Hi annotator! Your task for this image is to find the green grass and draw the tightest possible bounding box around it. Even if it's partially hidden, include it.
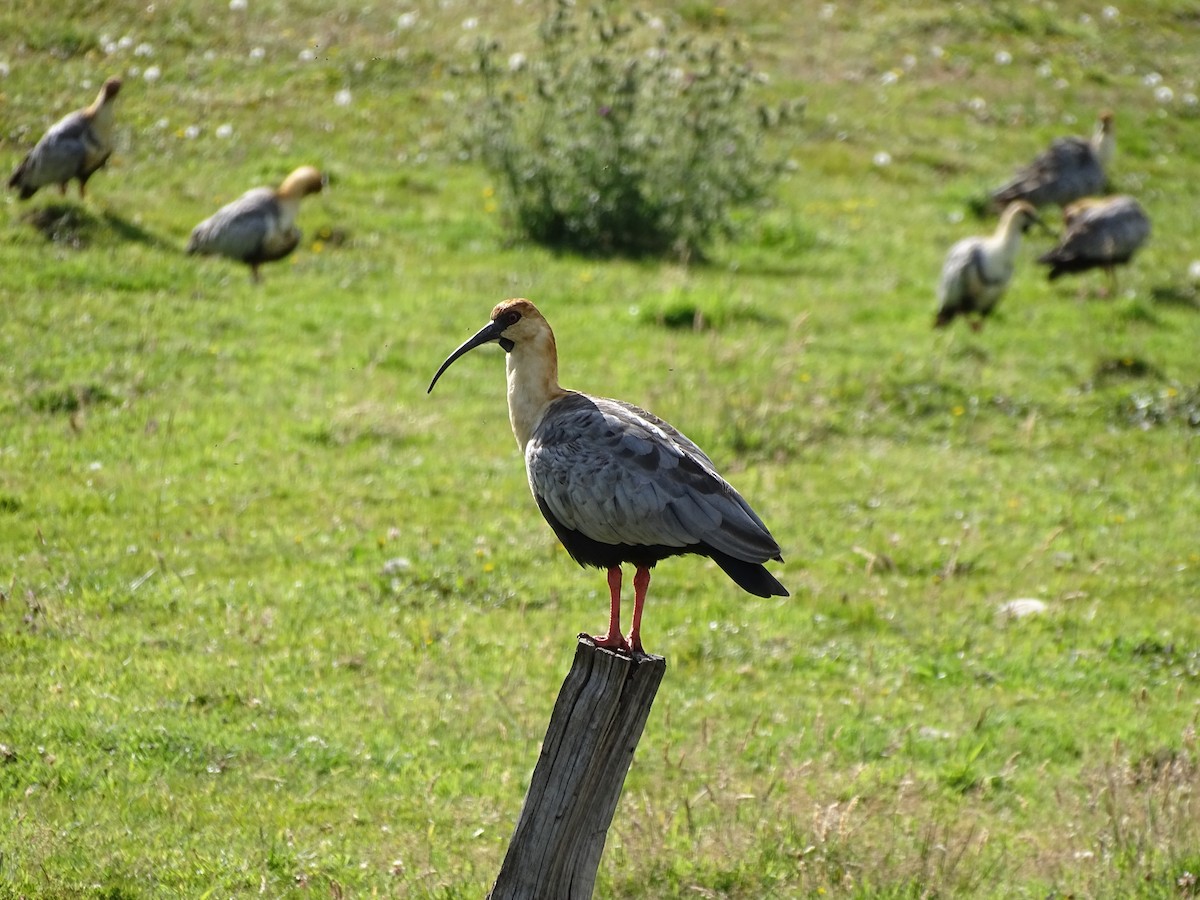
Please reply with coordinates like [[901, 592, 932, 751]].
[[2, 1, 1199, 897]]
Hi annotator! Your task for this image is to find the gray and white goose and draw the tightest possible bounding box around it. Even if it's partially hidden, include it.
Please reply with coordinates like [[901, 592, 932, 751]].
[[9, 77, 123, 200], [935, 200, 1041, 330]]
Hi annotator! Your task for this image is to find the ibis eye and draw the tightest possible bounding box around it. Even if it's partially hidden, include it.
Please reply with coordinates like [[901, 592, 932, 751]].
[[499, 310, 521, 330]]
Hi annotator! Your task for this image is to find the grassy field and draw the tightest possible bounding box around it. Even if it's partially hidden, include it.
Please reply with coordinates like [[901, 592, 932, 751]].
[[2, 1, 1199, 897]]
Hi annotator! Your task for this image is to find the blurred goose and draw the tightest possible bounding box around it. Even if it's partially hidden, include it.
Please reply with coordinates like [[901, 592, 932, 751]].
[[935, 201, 1041, 330], [186, 166, 325, 281], [991, 112, 1114, 210], [427, 299, 787, 654], [8, 77, 123, 200], [1037, 195, 1150, 293]]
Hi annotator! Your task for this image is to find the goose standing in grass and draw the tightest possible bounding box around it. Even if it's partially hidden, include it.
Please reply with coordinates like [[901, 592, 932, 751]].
[[8, 77, 123, 200], [186, 166, 325, 281], [427, 299, 788, 655], [1037, 195, 1150, 294], [991, 111, 1115, 210], [935, 201, 1042, 330]]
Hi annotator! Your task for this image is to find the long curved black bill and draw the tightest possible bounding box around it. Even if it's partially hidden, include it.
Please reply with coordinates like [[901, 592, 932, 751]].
[[427, 319, 507, 393]]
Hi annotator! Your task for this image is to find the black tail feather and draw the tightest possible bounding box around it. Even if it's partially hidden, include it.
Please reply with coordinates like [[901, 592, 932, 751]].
[[710, 551, 789, 598]]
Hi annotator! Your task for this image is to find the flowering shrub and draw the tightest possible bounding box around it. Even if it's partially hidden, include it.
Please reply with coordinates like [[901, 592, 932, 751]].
[[472, 0, 801, 260]]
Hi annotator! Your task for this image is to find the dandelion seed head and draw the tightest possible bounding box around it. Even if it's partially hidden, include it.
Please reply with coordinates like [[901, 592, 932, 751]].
[[143, 65, 161, 82], [1037, 62, 1053, 78], [507, 52, 526, 71], [1183, 93, 1198, 107], [118, 35, 134, 50], [1143, 72, 1162, 86], [873, 150, 892, 167], [994, 50, 1012, 65], [902, 54, 917, 70], [397, 11, 417, 29], [462, 17, 478, 30], [968, 97, 987, 113], [135, 42, 154, 57], [1155, 85, 1174, 103], [249, 46, 265, 61], [930, 45, 945, 59], [216, 123, 233, 139], [1188, 260, 1200, 282], [184, 124, 201, 139], [880, 70, 899, 86], [0, 61, 9, 78], [1102, 5, 1119, 20], [334, 88, 352, 107], [299, 48, 316, 62], [1078, 13, 1092, 24], [819, 4, 835, 20], [230, 0, 247, 9]]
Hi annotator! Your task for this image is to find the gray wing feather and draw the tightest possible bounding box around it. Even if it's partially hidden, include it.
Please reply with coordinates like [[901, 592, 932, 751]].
[[12, 113, 91, 189], [1057, 197, 1150, 262], [993, 137, 1105, 207], [527, 393, 781, 562], [187, 188, 279, 257]]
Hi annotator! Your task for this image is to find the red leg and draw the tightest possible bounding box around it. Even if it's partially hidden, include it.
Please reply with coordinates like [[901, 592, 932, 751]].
[[591, 567, 630, 652], [626, 566, 651, 654]]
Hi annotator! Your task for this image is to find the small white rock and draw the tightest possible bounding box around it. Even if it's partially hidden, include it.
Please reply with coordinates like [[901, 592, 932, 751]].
[[998, 598, 1048, 619]]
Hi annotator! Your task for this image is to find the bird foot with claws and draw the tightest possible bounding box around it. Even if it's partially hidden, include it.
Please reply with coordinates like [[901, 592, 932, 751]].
[[587, 631, 633, 653]]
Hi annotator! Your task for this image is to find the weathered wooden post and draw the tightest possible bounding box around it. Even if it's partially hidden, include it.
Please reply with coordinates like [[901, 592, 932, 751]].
[[488, 636, 667, 900]]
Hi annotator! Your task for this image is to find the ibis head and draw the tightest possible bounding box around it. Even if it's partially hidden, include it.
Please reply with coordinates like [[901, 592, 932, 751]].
[[427, 299, 547, 394]]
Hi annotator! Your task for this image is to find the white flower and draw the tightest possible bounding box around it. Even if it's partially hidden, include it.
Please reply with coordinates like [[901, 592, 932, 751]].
[[1188, 260, 1200, 282], [994, 50, 1012, 65], [143, 65, 161, 82], [879, 70, 899, 86], [154, 117, 169, 129], [118, 35, 134, 50], [230, 0, 247, 10], [462, 17, 478, 30], [397, 11, 417, 29], [968, 97, 987, 113], [216, 123, 233, 139], [299, 48, 316, 62], [134, 42, 154, 57], [184, 124, 201, 139], [930, 45, 945, 59], [1037, 62, 1053, 78], [873, 150, 892, 167], [1143, 71, 1162, 86], [1183, 93, 1198, 107], [820, 4, 835, 20], [249, 46, 265, 60], [0, 61, 9, 77], [1155, 85, 1174, 103], [1102, 5, 1119, 20], [334, 88, 352, 106], [507, 52, 526, 71]]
